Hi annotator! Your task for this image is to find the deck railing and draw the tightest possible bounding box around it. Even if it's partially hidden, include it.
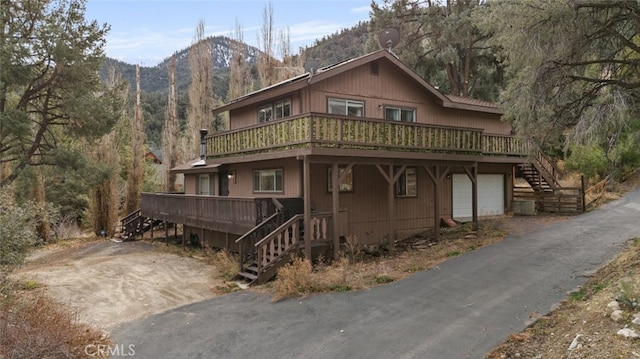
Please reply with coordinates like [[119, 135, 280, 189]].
[[140, 193, 260, 234], [207, 114, 529, 158]]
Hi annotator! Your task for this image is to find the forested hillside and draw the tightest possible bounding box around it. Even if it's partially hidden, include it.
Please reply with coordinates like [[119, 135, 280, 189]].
[[102, 24, 370, 147], [300, 21, 369, 67], [101, 36, 261, 97]]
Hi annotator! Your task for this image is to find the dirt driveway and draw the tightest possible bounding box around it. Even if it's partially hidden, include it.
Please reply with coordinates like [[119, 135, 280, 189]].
[[12, 239, 222, 331]]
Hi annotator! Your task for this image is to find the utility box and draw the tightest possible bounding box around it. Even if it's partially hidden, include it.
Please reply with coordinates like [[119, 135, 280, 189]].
[[512, 199, 536, 216]]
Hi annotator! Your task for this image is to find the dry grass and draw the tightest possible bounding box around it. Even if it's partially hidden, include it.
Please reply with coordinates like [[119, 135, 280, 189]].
[[271, 256, 351, 301], [270, 221, 506, 301], [211, 249, 240, 281], [0, 281, 110, 359]]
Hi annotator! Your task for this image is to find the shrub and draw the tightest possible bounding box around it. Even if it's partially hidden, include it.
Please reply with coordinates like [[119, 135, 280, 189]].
[[0, 191, 39, 270], [616, 280, 640, 310], [564, 144, 608, 180], [0, 292, 110, 358], [272, 257, 315, 300]]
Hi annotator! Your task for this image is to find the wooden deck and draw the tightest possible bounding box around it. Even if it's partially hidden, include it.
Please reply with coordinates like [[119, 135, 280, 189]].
[[206, 113, 530, 159], [140, 193, 277, 235]]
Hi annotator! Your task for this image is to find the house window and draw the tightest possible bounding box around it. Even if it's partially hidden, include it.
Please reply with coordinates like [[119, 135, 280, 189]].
[[385, 106, 416, 122], [253, 169, 283, 193], [198, 174, 211, 195], [258, 98, 291, 123], [258, 104, 273, 123], [274, 99, 291, 119], [396, 167, 417, 197], [328, 98, 364, 117], [327, 166, 354, 192]]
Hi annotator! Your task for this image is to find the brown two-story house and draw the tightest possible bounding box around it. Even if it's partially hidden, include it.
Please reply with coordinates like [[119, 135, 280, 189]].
[[137, 49, 552, 284]]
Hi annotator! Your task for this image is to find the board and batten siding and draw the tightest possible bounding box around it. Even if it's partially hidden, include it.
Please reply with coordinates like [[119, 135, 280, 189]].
[[226, 158, 302, 198], [184, 175, 197, 195], [307, 60, 510, 135], [310, 164, 452, 244]]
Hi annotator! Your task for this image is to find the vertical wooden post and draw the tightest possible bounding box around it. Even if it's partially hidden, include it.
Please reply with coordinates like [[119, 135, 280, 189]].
[[165, 221, 169, 245], [331, 163, 340, 260], [581, 175, 586, 213], [150, 219, 154, 242], [424, 165, 440, 242], [375, 164, 404, 250], [303, 156, 312, 259], [387, 165, 395, 248], [463, 164, 478, 232], [201, 228, 205, 252], [471, 165, 478, 232], [182, 224, 185, 251], [425, 165, 449, 243], [433, 166, 440, 242]]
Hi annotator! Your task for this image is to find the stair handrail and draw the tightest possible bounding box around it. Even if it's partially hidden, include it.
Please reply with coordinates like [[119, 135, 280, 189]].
[[235, 198, 284, 272], [253, 212, 333, 283], [121, 209, 141, 227], [120, 209, 144, 239], [531, 146, 562, 189], [254, 214, 304, 275]]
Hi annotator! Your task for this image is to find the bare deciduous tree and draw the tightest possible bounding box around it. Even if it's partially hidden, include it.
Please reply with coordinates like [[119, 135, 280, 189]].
[[125, 65, 145, 214], [185, 20, 214, 157], [163, 58, 180, 192], [228, 21, 253, 100]]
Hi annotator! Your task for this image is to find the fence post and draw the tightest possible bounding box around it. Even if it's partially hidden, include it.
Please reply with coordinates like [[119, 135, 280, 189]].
[[581, 175, 586, 213]]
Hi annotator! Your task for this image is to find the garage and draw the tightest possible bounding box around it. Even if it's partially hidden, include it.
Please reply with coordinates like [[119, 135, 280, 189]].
[[452, 174, 505, 220]]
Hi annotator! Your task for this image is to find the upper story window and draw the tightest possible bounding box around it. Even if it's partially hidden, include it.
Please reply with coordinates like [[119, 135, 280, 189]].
[[385, 106, 416, 122], [396, 167, 417, 197], [258, 98, 291, 123], [274, 99, 291, 119], [253, 169, 284, 193], [328, 98, 364, 117]]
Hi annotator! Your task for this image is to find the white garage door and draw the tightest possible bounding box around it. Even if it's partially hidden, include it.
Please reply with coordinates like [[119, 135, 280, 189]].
[[453, 174, 504, 220]]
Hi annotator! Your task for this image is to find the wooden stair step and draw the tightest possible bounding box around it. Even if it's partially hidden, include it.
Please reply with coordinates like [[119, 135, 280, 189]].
[[238, 271, 257, 281]]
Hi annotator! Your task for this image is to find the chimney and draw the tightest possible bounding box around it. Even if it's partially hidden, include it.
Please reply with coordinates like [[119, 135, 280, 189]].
[[199, 129, 208, 160]]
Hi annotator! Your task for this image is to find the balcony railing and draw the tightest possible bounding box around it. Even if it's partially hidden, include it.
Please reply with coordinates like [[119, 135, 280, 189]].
[[207, 113, 529, 158]]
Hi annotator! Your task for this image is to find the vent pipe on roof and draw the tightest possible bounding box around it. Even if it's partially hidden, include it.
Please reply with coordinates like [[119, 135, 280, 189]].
[[199, 129, 208, 160]]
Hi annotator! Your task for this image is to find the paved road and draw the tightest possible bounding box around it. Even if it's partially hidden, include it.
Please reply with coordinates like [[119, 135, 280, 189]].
[[112, 188, 640, 359]]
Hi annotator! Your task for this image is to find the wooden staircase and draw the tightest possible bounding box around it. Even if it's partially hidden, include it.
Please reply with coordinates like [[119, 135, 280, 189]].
[[118, 209, 163, 241], [515, 150, 585, 215], [235, 198, 332, 285], [517, 163, 554, 192], [517, 150, 561, 191]]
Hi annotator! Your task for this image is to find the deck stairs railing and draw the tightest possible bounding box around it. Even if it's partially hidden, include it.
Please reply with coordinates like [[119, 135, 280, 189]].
[[119, 209, 163, 241], [236, 208, 332, 285], [517, 149, 561, 192], [515, 148, 585, 214]]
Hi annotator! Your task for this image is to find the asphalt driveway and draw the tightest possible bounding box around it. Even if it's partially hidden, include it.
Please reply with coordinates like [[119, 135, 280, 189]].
[[112, 188, 640, 358]]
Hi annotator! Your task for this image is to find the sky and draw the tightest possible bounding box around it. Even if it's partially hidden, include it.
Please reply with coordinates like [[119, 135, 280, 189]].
[[85, 0, 372, 66]]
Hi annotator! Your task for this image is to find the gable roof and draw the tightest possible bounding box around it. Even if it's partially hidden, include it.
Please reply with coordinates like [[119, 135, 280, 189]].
[[213, 49, 502, 115]]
